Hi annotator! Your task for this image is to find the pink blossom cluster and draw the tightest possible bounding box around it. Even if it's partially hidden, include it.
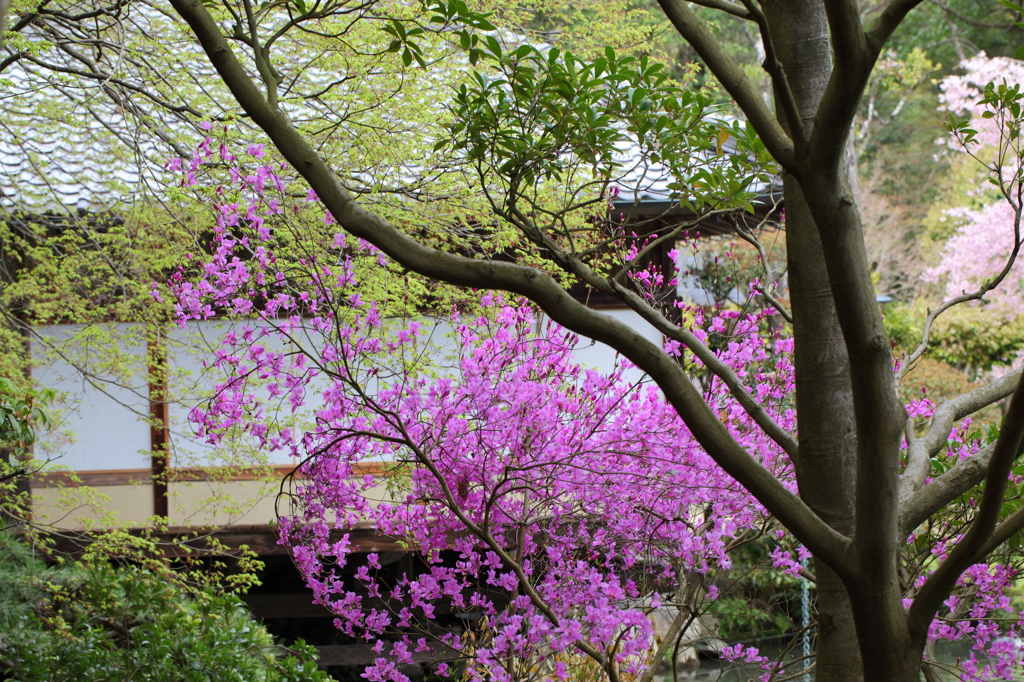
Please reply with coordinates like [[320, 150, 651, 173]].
[[904, 406, 1024, 680], [924, 197, 1024, 315], [245, 298, 791, 682], [930, 563, 1020, 680]]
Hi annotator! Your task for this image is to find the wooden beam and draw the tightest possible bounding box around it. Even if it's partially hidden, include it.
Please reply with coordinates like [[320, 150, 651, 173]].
[[314, 644, 452, 667], [37, 523, 414, 557], [32, 461, 393, 487], [148, 332, 169, 519]]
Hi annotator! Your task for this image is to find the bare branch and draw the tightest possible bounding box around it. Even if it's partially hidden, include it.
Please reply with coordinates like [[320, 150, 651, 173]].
[[901, 367, 1023, 504], [636, 604, 695, 682], [896, 198, 1023, 385], [754, 284, 793, 323], [685, 0, 752, 21], [241, 0, 278, 109], [929, 0, 1017, 30], [900, 440, 994, 540], [20, 54, 209, 117], [497, 203, 800, 462], [729, 204, 791, 322]]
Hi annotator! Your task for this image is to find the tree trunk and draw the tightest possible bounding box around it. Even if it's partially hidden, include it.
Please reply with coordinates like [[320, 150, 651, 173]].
[[786, 176, 865, 682], [763, 2, 927, 678], [760, 3, 863, 681]]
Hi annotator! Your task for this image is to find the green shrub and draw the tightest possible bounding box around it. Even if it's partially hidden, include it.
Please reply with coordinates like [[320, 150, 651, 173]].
[[885, 303, 1024, 376], [0, 534, 328, 682]]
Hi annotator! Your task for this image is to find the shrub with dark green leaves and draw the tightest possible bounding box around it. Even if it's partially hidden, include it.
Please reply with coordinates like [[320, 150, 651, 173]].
[[0, 534, 328, 682]]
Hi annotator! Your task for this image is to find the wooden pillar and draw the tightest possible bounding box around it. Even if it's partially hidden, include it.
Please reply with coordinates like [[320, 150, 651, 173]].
[[148, 331, 169, 520]]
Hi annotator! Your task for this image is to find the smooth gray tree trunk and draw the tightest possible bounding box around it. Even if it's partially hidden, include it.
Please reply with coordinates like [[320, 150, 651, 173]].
[[761, 3, 863, 680]]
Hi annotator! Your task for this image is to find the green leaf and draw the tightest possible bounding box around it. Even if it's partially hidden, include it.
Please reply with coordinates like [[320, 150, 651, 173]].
[[484, 35, 501, 58]]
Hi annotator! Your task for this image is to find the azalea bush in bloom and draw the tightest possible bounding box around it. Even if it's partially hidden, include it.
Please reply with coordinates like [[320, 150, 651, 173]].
[[280, 301, 801, 682], [169, 133, 1024, 682]]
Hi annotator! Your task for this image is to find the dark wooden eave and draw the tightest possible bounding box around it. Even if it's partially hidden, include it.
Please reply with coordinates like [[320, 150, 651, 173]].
[[571, 191, 783, 308], [38, 523, 409, 558]]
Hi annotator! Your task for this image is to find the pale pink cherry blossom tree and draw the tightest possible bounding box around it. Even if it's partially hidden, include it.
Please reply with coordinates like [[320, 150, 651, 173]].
[[922, 55, 1024, 319]]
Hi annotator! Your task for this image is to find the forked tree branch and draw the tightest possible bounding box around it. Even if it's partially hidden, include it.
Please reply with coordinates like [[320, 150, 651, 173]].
[[866, 0, 930, 52], [824, 0, 868, 69], [908, 372, 1024, 641], [739, 0, 807, 151], [387, 415, 618, 678], [524, 228, 802, 462], [896, 199, 1024, 385], [168, 0, 852, 570], [753, 284, 793, 323], [655, 0, 797, 171], [900, 366, 1024, 512], [795, 171, 906, 573], [729, 208, 792, 322], [899, 371, 1024, 540], [900, 439, 995, 541], [809, 0, 928, 171], [496, 202, 801, 461]]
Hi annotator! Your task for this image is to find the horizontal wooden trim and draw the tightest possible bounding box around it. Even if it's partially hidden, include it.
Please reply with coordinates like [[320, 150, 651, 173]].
[[169, 461, 390, 483], [33, 461, 393, 488], [312, 643, 453, 666], [34, 469, 154, 488], [38, 522, 412, 557]]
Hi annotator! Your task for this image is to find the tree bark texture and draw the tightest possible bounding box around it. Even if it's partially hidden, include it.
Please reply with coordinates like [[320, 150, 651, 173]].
[[763, 2, 924, 679], [760, 3, 862, 680]]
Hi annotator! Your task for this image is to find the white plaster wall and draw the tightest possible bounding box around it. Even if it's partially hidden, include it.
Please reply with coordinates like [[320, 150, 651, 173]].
[[34, 484, 155, 529], [30, 310, 660, 478], [32, 323, 151, 471]]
